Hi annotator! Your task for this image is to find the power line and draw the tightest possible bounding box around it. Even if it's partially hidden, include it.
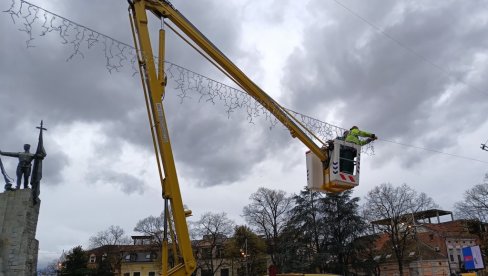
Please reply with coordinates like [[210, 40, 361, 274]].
[[332, 0, 488, 97], [379, 138, 488, 164]]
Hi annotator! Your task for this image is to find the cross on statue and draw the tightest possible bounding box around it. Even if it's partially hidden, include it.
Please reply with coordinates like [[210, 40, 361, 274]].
[[31, 120, 47, 204], [37, 121, 47, 132]]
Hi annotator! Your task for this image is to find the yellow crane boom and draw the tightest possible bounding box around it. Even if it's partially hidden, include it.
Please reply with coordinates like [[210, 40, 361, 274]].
[[128, 1, 358, 275]]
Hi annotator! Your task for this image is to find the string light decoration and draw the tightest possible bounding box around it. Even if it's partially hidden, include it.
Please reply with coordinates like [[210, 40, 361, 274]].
[[4, 0, 376, 153], [4, 0, 139, 73]]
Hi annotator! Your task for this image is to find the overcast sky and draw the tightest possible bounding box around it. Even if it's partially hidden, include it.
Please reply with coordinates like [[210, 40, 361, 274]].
[[1, 0, 488, 268]]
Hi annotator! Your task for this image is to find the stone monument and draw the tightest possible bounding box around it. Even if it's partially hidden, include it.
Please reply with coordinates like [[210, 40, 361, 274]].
[[0, 189, 40, 276], [0, 122, 46, 276]]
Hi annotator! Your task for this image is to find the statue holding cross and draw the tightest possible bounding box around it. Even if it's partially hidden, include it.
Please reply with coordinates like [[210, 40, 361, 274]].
[[0, 122, 47, 201], [0, 144, 37, 189]]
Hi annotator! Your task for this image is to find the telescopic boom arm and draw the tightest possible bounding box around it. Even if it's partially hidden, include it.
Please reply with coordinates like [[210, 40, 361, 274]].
[[128, 1, 330, 275]]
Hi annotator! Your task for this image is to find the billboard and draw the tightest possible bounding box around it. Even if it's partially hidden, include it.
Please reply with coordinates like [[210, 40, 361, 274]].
[[462, 245, 485, 270]]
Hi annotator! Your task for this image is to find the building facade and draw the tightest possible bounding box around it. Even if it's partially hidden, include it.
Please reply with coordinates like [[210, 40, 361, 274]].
[[353, 209, 487, 276], [86, 236, 161, 276]]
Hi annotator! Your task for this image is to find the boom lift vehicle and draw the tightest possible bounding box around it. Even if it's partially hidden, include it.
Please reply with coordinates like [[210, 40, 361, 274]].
[[128, 1, 364, 275]]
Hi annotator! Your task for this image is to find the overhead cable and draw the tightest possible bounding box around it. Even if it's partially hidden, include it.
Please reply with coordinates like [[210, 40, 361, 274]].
[[333, 0, 488, 97]]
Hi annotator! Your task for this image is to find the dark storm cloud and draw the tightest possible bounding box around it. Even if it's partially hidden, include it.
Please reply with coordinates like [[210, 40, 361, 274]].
[[282, 0, 488, 166], [168, 99, 293, 187], [86, 169, 146, 195], [40, 149, 69, 185], [0, 0, 290, 190]]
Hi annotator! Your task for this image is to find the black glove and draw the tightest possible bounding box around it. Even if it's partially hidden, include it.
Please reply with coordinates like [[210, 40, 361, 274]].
[[371, 134, 377, 140]]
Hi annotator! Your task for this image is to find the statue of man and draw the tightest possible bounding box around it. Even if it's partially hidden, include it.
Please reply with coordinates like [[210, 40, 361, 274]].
[[0, 144, 36, 189]]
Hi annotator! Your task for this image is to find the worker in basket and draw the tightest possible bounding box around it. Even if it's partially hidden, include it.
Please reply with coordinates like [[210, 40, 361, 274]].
[[340, 126, 377, 174]]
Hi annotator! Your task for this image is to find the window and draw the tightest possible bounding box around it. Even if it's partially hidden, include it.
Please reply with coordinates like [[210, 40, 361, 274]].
[[221, 268, 229, 276], [450, 255, 454, 262], [202, 248, 212, 259], [149, 272, 156, 276], [201, 269, 212, 276], [89, 254, 96, 263], [216, 246, 223, 258], [408, 251, 415, 256], [102, 253, 107, 261], [385, 254, 392, 259], [133, 272, 141, 276], [123, 273, 130, 276]]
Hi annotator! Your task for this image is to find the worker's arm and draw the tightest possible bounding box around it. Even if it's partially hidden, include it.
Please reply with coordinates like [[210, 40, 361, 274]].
[[0, 150, 20, 158], [358, 139, 372, 146], [355, 129, 373, 138]]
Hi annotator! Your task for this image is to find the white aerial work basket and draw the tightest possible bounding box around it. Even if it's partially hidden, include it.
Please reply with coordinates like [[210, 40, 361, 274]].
[[306, 138, 361, 193]]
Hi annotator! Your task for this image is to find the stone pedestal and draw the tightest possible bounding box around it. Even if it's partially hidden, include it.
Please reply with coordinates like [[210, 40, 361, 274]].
[[0, 189, 40, 276]]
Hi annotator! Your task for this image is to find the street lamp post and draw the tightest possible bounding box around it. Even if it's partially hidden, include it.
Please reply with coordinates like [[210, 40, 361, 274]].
[[240, 238, 249, 276]]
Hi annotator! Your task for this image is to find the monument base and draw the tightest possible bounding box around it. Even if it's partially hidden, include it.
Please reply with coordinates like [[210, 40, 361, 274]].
[[0, 188, 40, 276]]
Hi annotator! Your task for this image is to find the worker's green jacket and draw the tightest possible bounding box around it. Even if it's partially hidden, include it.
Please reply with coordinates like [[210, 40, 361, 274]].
[[345, 129, 372, 145]]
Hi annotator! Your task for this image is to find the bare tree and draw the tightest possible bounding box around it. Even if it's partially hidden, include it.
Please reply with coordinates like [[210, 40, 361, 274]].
[[454, 177, 488, 222], [133, 213, 164, 247], [88, 225, 132, 249], [242, 187, 293, 267], [454, 179, 488, 258], [38, 260, 60, 275], [363, 183, 437, 276], [190, 212, 235, 276]]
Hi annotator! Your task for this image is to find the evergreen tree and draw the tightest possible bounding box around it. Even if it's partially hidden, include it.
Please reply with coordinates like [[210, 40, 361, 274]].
[[61, 245, 93, 275], [280, 188, 326, 273], [320, 190, 366, 275], [281, 188, 366, 275], [95, 257, 115, 276]]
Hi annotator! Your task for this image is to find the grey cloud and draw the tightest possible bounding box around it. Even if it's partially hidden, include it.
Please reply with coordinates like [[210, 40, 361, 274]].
[[282, 0, 488, 166], [167, 96, 294, 187], [39, 149, 69, 185], [87, 169, 146, 195], [1, 0, 283, 190]]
